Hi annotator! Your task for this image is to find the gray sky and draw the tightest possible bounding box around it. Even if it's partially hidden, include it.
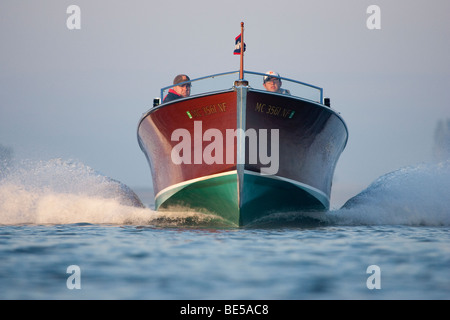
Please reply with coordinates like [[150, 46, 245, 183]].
[[1, 0, 449, 205]]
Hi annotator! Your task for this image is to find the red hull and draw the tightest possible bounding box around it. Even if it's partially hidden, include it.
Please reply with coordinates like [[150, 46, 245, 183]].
[[138, 91, 238, 198], [138, 85, 348, 226]]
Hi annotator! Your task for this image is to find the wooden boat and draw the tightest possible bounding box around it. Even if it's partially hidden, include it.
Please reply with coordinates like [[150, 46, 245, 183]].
[[137, 23, 348, 226], [137, 70, 348, 226]]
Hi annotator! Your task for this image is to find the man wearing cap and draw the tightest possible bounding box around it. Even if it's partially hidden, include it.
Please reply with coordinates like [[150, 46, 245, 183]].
[[163, 74, 191, 103], [263, 71, 290, 95]]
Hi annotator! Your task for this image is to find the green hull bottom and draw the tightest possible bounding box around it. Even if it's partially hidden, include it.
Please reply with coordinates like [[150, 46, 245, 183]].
[[156, 172, 327, 227]]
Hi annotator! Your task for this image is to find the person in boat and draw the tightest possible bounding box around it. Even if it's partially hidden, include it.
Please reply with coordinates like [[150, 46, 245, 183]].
[[163, 74, 191, 103], [263, 71, 291, 95]]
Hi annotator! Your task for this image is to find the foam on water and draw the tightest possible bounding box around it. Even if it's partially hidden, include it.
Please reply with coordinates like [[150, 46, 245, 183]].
[[1, 158, 449, 227], [0, 159, 227, 226], [327, 160, 450, 226]]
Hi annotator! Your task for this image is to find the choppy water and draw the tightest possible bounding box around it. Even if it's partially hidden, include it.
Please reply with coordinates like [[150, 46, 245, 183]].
[[1, 159, 449, 300]]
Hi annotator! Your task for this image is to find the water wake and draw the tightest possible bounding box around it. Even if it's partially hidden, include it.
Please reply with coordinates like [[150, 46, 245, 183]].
[[327, 160, 450, 226], [0, 159, 228, 227], [1, 158, 449, 227]]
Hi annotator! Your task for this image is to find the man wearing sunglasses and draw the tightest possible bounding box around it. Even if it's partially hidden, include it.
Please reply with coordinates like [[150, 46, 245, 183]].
[[163, 74, 192, 103]]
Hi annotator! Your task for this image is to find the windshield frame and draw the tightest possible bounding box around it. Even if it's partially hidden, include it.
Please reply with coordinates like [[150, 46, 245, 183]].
[[160, 70, 324, 104]]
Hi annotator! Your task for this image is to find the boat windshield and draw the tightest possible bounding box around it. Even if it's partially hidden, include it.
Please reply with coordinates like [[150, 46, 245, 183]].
[[160, 70, 323, 104]]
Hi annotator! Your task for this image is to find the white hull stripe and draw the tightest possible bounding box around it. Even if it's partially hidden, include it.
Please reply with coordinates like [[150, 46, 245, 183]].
[[155, 170, 238, 200], [155, 170, 329, 208]]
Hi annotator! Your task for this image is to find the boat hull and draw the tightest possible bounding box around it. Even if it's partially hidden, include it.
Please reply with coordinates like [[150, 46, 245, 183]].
[[138, 87, 348, 226]]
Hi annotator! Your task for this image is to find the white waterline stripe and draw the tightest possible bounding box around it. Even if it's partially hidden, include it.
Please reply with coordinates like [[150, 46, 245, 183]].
[[155, 170, 238, 200], [155, 169, 329, 208]]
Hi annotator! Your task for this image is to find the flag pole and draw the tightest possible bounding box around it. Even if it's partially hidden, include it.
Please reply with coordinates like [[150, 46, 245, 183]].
[[239, 22, 244, 80]]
